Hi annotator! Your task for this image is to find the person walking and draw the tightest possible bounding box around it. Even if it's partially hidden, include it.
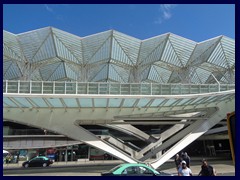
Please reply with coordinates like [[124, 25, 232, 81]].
[[198, 159, 217, 176], [178, 160, 193, 176], [174, 154, 182, 171], [183, 152, 190, 168]]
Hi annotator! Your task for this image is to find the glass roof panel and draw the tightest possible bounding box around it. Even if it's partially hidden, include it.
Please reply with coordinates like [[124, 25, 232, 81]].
[[161, 40, 181, 67], [195, 68, 211, 83], [207, 43, 227, 68], [3, 61, 22, 80], [137, 99, 151, 108], [109, 64, 129, 83], [139, 34, 168, 65], [142, 41, 167, 66], [93, 99, 107, 107], [113, 31, 141, 65], [49, 63, 67, 81], [111, 37, 133, 66], [163, 99, 178, 106], [3, 28, 235, 84], [109, 98, 123, 107], [90, 64, 108, 82], [47, 98, 64, 107], [141, 66, 151, 81], [30, 97, 48, 107], [150, 99, 165, 107], [3, 31, 23, 62], [168, 34, 196, 67], [221, 36, 235, 67], [52, 28, 82, 64], [14, 97, 32, 107], [90, 38, 111, 64], [123, 98, 137, 107], [3, 97, 18, 107], [176, 98, 191, 106], [17, 27, 52, 61], [190, 37, 221, 65], [148, 65, 171, 83], [40, 62, 66, 81], [65, 63, 79, 81], [79, 98, 92, 107], [32, 33, 56, 63], [63, 98, 78, 107], [188, 97, 205, 105], [82, 30, 112, 62]]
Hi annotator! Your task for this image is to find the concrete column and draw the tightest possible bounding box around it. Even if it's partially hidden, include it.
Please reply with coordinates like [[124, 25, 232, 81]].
[[59, 150, 62, 162], [71, 146, 73, 161], [88, 146, 91, 160], [155, 142, 162, 159], [65, 149, 68, 162]]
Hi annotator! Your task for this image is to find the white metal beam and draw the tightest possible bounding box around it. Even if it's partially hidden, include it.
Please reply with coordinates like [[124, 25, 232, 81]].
[[3, 108, 138, 163], [149, 99, 234, 169]]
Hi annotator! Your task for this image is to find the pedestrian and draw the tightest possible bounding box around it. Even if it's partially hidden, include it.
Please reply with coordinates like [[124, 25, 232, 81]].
[[44, 129, 47, 135], [174, 154, 182, 170], [6, 154, 11, 164], [198, 159, 217, 176], [178, 160, 193, 176], [183, 152, 190, 168]]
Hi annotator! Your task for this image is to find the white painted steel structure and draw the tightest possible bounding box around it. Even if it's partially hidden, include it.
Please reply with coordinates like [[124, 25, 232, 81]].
[[4, 27, 234, 84], [3, 27, 235, 169]]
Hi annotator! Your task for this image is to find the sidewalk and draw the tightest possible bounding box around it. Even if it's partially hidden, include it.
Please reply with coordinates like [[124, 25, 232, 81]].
[[160, 160, 235, 176]]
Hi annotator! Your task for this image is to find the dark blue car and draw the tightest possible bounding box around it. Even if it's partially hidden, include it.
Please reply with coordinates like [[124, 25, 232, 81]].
[[22, 156, 53, 168]]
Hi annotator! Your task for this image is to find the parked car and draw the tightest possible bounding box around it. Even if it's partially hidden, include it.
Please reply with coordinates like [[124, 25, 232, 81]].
[[22, 156, 53, 168], [101, 163, 173, 176]]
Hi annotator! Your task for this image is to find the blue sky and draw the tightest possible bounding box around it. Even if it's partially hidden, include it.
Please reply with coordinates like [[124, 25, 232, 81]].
[[3, 4, 235, 42]]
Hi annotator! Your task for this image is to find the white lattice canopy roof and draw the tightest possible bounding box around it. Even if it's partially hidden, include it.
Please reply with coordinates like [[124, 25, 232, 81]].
[[3, 27, 235, 84]]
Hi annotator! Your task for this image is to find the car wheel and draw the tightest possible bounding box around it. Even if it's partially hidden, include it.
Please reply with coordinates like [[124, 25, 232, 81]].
[[24, 164, 29, 168], [43, 163, 47, 167]]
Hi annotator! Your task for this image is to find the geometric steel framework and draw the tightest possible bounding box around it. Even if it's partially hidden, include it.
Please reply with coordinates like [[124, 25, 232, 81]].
[[3, 27, 235, 84]]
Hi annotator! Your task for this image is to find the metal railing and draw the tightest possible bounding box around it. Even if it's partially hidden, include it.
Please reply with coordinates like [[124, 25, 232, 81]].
[[3, 80, 235, 95]]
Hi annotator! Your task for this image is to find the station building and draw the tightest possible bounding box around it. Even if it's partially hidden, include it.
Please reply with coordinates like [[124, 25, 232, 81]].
[[3, 27, 235, 168]]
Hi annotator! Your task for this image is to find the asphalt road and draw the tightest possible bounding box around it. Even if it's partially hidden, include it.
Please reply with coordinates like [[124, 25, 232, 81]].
[[3, 165, 114, 176], [3, 160, 235, 176]]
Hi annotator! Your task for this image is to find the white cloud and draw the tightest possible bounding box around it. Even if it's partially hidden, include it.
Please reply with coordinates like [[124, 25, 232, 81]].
[[44, 4, 54, 13], [154, 4, 177, 24], [43, 4, 65, 23]]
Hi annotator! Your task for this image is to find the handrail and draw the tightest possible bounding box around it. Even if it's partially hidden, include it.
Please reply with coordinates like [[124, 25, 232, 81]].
[[3, 80, 235, 96]]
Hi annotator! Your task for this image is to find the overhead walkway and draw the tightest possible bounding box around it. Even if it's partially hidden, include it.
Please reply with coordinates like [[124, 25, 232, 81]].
[[3, 81, 235, 167]]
